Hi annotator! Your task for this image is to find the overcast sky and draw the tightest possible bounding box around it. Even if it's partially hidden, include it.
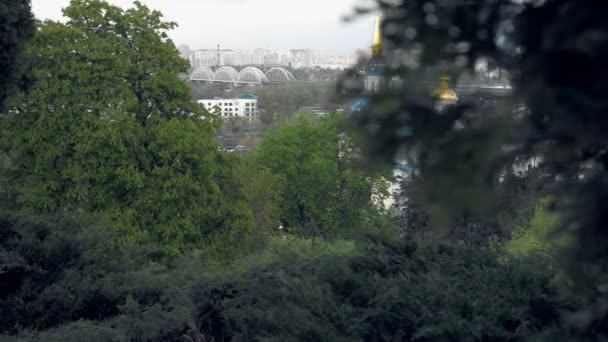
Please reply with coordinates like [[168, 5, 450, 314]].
[[31, 0, 377, 54]]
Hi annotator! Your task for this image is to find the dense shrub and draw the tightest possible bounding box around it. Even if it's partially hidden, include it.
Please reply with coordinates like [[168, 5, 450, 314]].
[[1, 213, 564, 341], [195, 237, 564, 341], [0, 212, 192, 336]]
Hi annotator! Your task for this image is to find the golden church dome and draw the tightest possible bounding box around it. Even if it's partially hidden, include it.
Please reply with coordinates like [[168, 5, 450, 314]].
[[371, 15, 383, 58], [434, 76, 459, 102]]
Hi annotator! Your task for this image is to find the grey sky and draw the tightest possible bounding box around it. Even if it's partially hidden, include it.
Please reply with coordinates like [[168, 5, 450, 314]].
[[31, 0, 377, 54]]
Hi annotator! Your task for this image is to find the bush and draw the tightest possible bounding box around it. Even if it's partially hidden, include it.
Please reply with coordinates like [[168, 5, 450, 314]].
[[1, 213, 564, 341], [0, 212, 194, 337], [191, 237, 564, 341]]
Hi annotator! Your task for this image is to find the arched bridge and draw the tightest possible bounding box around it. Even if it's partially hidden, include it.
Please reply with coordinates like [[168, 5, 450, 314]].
[[190, 66, 513, 96], [191, 66, 308, 85]]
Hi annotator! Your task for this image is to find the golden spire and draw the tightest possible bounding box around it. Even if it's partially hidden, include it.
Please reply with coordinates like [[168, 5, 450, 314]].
[[371, 15, 383, 57], [434, 75, 459, 102]]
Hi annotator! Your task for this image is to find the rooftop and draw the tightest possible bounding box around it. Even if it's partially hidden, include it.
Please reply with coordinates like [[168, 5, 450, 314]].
[[238, 93, 258, 99]]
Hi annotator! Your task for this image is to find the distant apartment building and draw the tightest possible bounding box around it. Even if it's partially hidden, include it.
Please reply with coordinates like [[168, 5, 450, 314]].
[[198, 93, 259, 119], [187, 46, 360, 69], [265, 51, 293, 66], [289, 49, 315, 68], [312, 55, 356, 69], [192, 50, 215, 67], [264, 52, 281, 66], [225, 50, 265, 66], [192, 49, 234, 67], [177, 44, 191, 62]]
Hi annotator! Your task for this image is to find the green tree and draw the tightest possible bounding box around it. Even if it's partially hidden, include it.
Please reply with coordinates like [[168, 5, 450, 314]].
[[0, 0, 35, 113], [0, 0, 250, 256], [251, 113, 389, 238], [238, 158, 282, 247]]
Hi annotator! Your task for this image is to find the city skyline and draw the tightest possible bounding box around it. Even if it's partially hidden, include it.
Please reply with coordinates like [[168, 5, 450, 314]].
[[31, 0, 378, 55], [186, 48, 358, 70]]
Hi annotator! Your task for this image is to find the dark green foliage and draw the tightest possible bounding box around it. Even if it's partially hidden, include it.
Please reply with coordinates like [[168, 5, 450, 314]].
[[0, 211, 223, 341], [0, 212, 171, 334], [191, 237, 563, 341], [0, 0, 34, 113], [342, 0, 608, 337], [0, 217, 565, 340], [395, 171, 530, 247]]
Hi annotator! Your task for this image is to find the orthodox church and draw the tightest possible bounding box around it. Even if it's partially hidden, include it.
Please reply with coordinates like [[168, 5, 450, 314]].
[[364, 15, 388, 94], [350, 15, 459, 112], [349, 15, 460, 209]]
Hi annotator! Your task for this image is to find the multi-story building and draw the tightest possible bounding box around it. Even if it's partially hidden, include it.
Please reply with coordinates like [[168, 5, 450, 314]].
[[192, 49, 234, 67], [289, 49, 315, 68], [177, 44, 191, 63], [187, 46, 364, 69], [198, 93, 259, 119], [224, 50, 265, 66], [264, 52, 281, 66], [312, 55, 356, 69]]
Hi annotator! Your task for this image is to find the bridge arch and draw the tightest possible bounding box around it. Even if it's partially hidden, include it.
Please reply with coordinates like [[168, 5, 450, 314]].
[[238, 67, 268, 84], [190, 66, 215, 81], [215, 66, 239, 82], [266, 67, 296, 82]]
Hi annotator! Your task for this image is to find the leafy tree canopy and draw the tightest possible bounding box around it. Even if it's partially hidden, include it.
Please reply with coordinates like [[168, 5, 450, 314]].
[[250, 113, 392, 238], [0, 0, 250, 256], [0, 0, 35, 113]]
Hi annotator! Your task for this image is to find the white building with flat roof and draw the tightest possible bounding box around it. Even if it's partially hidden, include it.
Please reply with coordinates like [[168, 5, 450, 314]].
[[198, 93, 259, 119]]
